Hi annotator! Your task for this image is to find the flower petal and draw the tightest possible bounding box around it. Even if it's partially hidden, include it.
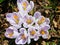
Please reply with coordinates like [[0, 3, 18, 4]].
[[45, 18, 50, 24], [15, 35, 27, 44], [34, 11, 41, 19], [34, 35, 39, 41], [27, 36, 31, 44], [30, 1, 34, 9]]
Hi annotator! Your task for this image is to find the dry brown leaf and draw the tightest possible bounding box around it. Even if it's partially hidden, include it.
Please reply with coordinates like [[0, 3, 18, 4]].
[[41, 41, 46, 45], [53, 20, 57, 28]]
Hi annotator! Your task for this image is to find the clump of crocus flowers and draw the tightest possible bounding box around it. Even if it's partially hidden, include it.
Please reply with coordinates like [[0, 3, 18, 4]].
[[5, 0, 50, 45]]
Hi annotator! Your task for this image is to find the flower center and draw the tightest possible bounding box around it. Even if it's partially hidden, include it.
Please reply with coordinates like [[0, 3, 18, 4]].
[[37, 16, 45, 25], [30, 30, 36, 36], [26, 19, 32, 24], [8, 32, 13, 37], [21, 34, 26, 40], [22, 1, 27, 10], [40, 30, 46, 35], [13, 15, 19, 24]]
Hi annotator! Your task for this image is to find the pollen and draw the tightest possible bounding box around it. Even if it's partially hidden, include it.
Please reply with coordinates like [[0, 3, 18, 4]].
[[21, 34, 26, 39], [13, 15, 19, 24], [26, 19, 32, 24], [13, 15, 18, 19], [40, 30, 46, 35], [30, 30, 36, 36], [8, 32, 13, 37], [22, 2, 27, 8], [37, 16, 45, 25]]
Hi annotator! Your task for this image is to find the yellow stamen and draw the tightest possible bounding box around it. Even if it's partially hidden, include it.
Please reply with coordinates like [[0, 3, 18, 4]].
[[21, 34, 26, 39], [13, 15, 19, 24], [37, 16, 45, 25], [8, 33, 13, 37], [26, 19, 32, 24], [40, 30, 46, 35], [14, 15, 18, 19], [22, 2, 27, 10], [30, 30, 36, 36]]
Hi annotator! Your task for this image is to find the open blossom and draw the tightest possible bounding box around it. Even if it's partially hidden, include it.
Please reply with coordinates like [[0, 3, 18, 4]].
[[33, 11, 50, 29], [28, 27, 39, 41], [23, 15, 35, 28], [37, 24, 50, 39], [17, 0, 34, 13], [5, 26, 19, 38], [6, 12, 23, 29], [15, 28, 31, 44], [34, 11, 50, 24]]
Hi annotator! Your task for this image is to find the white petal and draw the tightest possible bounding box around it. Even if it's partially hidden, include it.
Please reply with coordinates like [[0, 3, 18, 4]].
[[27, 36, 31, 44], [6, 13, 15, 23], [17, 2, 24, 12], [19, 28, 27, 33], [30, 1, 34, 9], [42, 34, 48, 39], [26, 5, 31, 12], [23, 23, 28, 28], [45, 18, 50, 24], [34, 35, 39, 41], [34, 11, 41, 19], [15, 37, 27, 44]]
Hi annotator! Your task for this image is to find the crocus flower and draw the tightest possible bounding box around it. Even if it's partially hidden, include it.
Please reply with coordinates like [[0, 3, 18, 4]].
[[28, 27, 39, 41], [17, 0, 34, 13], [5, 26, 19, 38], [35, 15, 50, 29], [6, 12, 23, 29], [15, 28, 30, 44], [37, 25, 50, 39], [23, 15, 35, 28]]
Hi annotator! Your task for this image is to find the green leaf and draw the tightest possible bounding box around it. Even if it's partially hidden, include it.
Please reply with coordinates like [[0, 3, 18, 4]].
[[43, 6, 52, 9], [46, 42, 50, 45], [0, 0, 4, 3], [51, 42, 56, 45]]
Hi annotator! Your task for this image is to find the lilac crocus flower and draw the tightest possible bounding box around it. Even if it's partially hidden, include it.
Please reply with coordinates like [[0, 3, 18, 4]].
[[35, 15, 50, 29], [5, 26, 19, 38], [37, 25, 50, 39], [6, 12, 23, 29], [23, 15, 35, 28], [28, 27, 39, 41], [15, 28, 31, 44], [17, 0, 34, 13]]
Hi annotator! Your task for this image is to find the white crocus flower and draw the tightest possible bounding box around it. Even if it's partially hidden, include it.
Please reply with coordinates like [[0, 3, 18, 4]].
[[6, 12, 23, 29], [37, 25, 50, 39], [35, 15, 50, 29], [17, 0, 34, 13], [15, 28, 31, 45], [23, 15, 35, 28], [5, 26, 19, 38], [28, 27, 39, 41]]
